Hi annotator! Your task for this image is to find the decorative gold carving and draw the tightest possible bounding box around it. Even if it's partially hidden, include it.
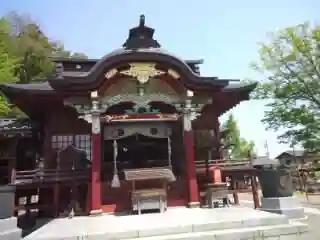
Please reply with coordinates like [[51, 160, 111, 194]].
[[90, 90, 99, 99], [105, 68, 118, 79], [168, 69, 180, 79], [92, 114, 101, 134], [120, 63, 165, 84]]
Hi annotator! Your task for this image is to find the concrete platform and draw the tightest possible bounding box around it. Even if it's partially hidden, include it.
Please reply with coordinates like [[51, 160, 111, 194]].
[[261, 196, 305, 220], [0, 217, 22, 240], [0, 186, 22, 240], [23, 207, 308, 240]]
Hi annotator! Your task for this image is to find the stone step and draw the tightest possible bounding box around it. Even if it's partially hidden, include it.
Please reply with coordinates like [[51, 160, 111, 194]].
[[0, 217, 18, 233], [127, 221, 309, 240], [0, 228, 22, 240], [22, 207, 303, 240], [100, 213, 290, 239]]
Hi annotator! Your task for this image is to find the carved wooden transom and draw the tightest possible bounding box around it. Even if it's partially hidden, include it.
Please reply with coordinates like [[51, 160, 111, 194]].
[[101, 77, 183, 110]]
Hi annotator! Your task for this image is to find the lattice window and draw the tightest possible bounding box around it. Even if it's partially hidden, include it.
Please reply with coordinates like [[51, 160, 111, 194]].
[[75, 134, 91, 161], [51, 134, 92, 161], [52, 135, 73, 150]]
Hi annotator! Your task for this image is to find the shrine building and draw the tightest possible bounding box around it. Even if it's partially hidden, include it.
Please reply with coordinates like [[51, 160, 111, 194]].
[[0, 15, 257, 216]]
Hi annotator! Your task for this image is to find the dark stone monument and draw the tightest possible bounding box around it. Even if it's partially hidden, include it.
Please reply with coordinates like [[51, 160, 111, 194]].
[[253, 157, 305, 219], [0, 185, 22, 239], [257, 165, 294, 198]]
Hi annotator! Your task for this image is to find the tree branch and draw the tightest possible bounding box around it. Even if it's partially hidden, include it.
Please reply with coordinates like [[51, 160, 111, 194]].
[[282, 61, 320, 107]]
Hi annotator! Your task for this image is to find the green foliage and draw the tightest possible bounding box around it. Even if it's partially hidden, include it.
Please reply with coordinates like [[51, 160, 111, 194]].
[[0, 18, 19, 114], [6, 12, 87, 84], [252, 22, 320, 152], [0, 19, 18, 83], [52, 41, 88, 59], [221, 114, 256, 160], [14, 24, 56, 83], [0, 12, 88, 117], [314, 171, 320, 180], [69, 52, 88, 59]]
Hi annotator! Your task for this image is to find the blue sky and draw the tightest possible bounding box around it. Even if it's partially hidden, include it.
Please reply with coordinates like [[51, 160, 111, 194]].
[[0, 0, 318, 157]]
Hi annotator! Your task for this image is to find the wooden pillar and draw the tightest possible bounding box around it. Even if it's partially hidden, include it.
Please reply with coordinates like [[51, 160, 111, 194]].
[[53, 183, 59, 217], [205, 146, 210, 183], [39, 123, 49, 217], [89, 111, 102, 215], [231, 177, 239, 204], [183, 108, 200, 207], [251, 174, 260, 209]]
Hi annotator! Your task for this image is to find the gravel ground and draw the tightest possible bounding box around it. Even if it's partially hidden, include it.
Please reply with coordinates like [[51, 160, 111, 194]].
[[297, 194, 320, 239], [304, 215, 320, 239]]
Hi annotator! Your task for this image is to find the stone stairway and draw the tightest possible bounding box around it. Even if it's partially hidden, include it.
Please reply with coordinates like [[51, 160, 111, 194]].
[[23, 207, 309, 240], [128, 221, 308, 240], [125, 213, 308, 240], [0, 217, 22, 240]]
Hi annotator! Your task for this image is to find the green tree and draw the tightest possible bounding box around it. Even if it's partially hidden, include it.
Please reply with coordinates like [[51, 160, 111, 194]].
[[0, 18, 19, 114], [6, 12, 56, 83], [70, 52, 88, 59], [252, 22, 320, 152], [239, 139, 256, 158], [0, 12, 87, 117], [221, 114, 256, 159], [53, 41, 88, 59], [6, 12, 88, 84]]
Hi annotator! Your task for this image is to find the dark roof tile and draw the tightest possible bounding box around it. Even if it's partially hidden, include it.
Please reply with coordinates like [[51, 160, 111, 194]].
[[0, 82, 53, 92], [276, 150, 305, 159], [0, 118, 32, 135]]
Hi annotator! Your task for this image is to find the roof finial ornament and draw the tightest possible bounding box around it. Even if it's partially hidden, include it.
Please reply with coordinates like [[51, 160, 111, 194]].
[[139, 14, 145, 27], [122, 14, 160, 49]]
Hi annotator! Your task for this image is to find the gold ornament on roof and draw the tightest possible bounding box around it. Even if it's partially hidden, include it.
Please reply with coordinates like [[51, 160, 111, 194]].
[[168, 69, 180, 79], [120, 63, 165, 84], [105, 68, 118, 79]]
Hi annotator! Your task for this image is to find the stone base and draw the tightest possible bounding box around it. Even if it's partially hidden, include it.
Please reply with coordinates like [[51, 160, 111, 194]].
[[0, 185, 15, 218], [0, 217, 22, 240], [89, 209, 103, 216], [187, 201, 200, 208], [260, 196, 305, 219]]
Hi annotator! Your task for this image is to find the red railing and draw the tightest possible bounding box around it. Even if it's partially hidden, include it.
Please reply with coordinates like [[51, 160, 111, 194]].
[[12, 160, 251, 184], [13, 168, 91, 184], [195, 159, 251, 171]]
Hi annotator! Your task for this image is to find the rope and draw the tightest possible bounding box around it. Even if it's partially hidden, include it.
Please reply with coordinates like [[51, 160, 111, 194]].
[[111, 139, 120, 188], [168, 136, 172, 169]]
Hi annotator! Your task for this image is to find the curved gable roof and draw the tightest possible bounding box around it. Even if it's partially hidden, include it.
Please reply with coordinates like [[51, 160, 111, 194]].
[[49, 48, 229, 91], [0, 15, 258, 112]]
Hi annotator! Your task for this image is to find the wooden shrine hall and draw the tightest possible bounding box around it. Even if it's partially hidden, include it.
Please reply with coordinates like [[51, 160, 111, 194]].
[[0, 15, 257, 217]]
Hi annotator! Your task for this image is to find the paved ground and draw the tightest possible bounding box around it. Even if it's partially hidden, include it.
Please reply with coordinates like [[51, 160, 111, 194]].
[[295, 194, 320, 239], [239, 193, 320, 239]]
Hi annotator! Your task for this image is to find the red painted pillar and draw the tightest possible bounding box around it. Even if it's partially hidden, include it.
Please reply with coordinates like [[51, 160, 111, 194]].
[[89, 112, 102, 215], [183, 106, 200, 207]]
